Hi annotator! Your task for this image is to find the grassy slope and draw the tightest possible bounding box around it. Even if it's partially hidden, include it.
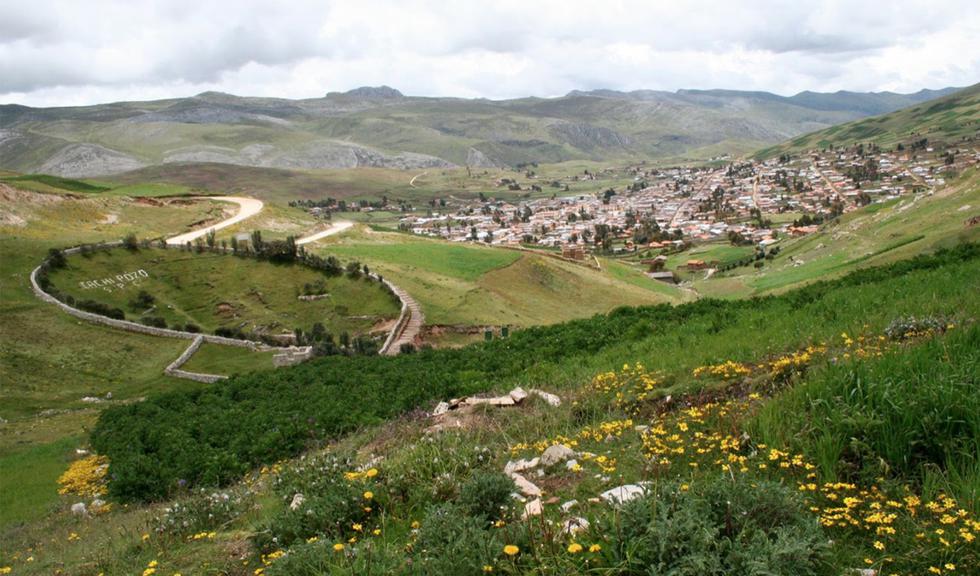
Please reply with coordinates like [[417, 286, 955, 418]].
[[7, 245, 976, 575], [46, 247, 400, 336], [756, 82, 980, 157], [314, 227, 686, 326], [695, 168, 980, 298]]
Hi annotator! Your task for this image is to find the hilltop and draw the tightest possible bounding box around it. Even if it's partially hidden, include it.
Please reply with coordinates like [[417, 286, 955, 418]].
[[0, 85, 964, 177]]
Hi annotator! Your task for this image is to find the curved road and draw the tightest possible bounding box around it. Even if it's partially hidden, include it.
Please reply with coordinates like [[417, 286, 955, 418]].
[[296, 220, 354, 245], [166, 196, 264, 246]]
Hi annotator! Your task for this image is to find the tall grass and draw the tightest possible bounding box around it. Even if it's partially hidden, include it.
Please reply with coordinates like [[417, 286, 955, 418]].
[[752, 324, 980, 511]]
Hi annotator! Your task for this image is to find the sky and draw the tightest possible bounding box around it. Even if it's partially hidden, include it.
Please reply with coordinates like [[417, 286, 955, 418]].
[[2, 0, 979, 107]]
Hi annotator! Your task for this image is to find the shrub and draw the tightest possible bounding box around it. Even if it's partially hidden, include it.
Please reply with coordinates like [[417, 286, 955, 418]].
[[76, 299, 125, 320], [184, 323, 201, 333], [459, 471, 514, 524], [413, 504, 500, 576], [603, 479, 832, 576], [884, 314, 950, 340], [130, 290, 155, 310], [140, 316, 167, 329]]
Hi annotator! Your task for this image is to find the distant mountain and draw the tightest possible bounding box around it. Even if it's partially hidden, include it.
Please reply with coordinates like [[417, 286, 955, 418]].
[[0, 85, 967, 177], [756, 83, 980, 158]]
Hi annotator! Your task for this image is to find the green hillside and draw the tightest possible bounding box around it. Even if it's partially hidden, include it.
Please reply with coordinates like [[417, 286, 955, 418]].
[[756, 83, 980, 157]]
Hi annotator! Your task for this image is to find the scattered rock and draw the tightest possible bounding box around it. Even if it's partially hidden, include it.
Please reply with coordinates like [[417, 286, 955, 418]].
[[70, 502, 87, 516], [600, 484, 648, 505], [560, 500, 578, 512], [561, 517, 590, 536], [565, 459, 579, 471], [544, 496, 560, 505], [80, 396, 102, 403], [508, 387, 529, 403], [522, 498, 543, 519], [851, 570, 877, 576], [465, 395, 515, 407], [75, 448, 90, 456], [289, 493, 305, 511], [510, 473, 543, 498], [540, 444, 576, 467], [432, 401, 450, 416], [634, 425, 649, 434], [530, 389, 562, 406], [504, 458, 539, 475]]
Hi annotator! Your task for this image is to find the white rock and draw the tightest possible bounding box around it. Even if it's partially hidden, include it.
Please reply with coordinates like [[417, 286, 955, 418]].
[[90, 498, 105, 508], [522, 498, 543, 519], [540, 444, 576, 466], [508, 387, 529, 403], [560, 500, 579, 512], [75, 448, 90, 456], [289, 493, 305, 511], [634, 425, 649, 434], [70, 502, 87, 515], [565, 459, 579, 470], [432, 401, 450, 416], [504, 457, 539, 475], [510, 473, 542, 497], [80, 396, 101, 403], [851, 570, 877, 576], [561, 517, 590, 536], [530, 389, 561, 406], [600, 484, 648, 505]]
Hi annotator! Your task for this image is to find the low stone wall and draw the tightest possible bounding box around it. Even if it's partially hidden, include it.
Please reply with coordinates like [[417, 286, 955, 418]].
[[163, 335, 226, 383]]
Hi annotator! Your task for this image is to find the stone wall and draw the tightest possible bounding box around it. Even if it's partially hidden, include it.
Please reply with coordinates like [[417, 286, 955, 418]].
[[163, 335, 226, 383]]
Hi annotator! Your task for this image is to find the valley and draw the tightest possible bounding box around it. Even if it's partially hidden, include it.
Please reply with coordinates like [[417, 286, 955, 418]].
[[1, 82, 978, 576]]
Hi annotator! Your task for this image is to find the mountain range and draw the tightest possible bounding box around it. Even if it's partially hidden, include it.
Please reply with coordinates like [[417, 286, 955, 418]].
[[0, 85, 964, 177]]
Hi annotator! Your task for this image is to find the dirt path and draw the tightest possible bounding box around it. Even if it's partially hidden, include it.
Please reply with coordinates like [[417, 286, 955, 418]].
[[409, 171, 428, 188], [296, 220, 354, 245], [166, 196, 264, 246]]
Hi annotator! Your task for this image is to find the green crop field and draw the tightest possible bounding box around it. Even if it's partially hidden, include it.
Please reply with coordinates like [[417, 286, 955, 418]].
[[46, 247, 401, 337]]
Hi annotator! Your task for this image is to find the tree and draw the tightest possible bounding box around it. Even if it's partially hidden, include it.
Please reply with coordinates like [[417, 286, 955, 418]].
[[250, 230, 264, 253], [122, 233, 139, 251], [46, 248, 67, 269]]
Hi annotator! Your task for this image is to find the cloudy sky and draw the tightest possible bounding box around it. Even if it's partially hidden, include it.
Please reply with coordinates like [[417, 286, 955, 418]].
[[2, 0, 979, 107]]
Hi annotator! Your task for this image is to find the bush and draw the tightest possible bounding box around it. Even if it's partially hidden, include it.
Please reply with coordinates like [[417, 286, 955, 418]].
[[130, 290, 155, 310], [604, 479, 831, 576], [414, 504, 500, 576], [76, 299, 125, 320], [184, 323, 201, 333], [140, 316, 167, 329], [459, 471, 514, 524]]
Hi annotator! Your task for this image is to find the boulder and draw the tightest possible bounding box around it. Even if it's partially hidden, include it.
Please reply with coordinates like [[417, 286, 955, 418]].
[[600, 484, 648, 505], [508, 387, 529, 403], [504, 457, 539, 475], [522, 498, 543, 519], [510, 473, 542, 497], [530, 389, 561, 406], [540, 444, 575, 466]]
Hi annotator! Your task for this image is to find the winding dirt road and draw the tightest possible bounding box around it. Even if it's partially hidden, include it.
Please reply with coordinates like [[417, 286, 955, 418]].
[[166, 196, 264, 246], [296, 220, 354, 245]]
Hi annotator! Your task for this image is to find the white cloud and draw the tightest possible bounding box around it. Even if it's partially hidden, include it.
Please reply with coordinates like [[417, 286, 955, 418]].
[[1, 0, 978, 106]]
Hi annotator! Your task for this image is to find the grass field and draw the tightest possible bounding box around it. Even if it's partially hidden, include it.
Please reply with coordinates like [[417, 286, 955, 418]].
[[179, 343, 276, 376], [46, 247, 401, 337], [312, 227, 686, 327]]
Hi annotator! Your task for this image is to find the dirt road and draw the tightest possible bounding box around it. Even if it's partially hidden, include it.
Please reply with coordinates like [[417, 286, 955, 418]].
[[166, 196, 264, 246]]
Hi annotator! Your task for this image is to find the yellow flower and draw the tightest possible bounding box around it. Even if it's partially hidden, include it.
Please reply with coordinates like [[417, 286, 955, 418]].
[[352, 523, 363, 532], [142, 569, 156, 576], [0, 568, 12, 575], [333, 543, 345, 552], [589, 544, 602, 553], [945, 564, 956, 571], [411, 520, 420, 529], [503, 544, 519, 556], [142, 533, 150, 542], [482, 566, 494, 573], [148, 560, 158, 568], [363, 491, 373, 500], [372, 529, 381, 536], [567, 543, 583, 554], [365, 468, 378, 478], [873, 541, 885, 550]]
